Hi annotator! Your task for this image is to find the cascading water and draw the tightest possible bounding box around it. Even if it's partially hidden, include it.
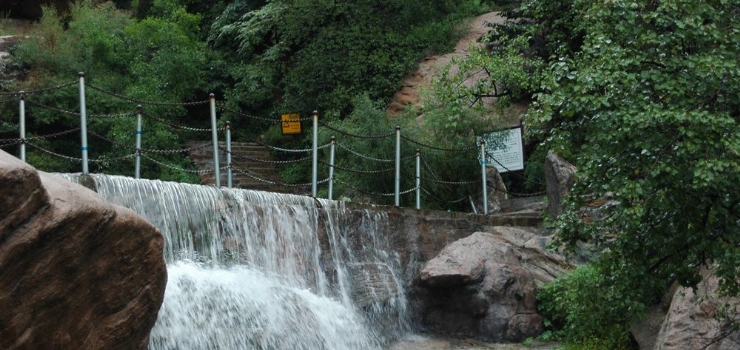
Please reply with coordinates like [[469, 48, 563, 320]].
[[71, 174, 409, 349]]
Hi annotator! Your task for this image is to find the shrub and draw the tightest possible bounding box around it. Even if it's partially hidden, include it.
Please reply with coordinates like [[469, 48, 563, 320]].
[[537, 265, 634, 349]]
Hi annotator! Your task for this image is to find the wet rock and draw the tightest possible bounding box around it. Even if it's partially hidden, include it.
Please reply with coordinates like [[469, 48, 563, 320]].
[[420, 232, 518, 288], [485, 167, 507, 214], [653, 269, 740, 350], [417, 231, 547, 342], [544, 151, 576, 219], [0, 150, 166, 350]]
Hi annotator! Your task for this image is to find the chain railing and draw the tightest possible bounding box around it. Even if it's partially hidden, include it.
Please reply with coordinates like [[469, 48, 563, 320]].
[[0, 73, 545, 213]]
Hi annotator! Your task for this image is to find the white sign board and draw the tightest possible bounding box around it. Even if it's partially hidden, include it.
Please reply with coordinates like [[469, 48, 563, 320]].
[[479, 127, 524, 173]]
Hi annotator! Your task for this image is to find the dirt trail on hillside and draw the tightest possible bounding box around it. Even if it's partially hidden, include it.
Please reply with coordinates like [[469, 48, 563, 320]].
[[387, 12, 506, 115]]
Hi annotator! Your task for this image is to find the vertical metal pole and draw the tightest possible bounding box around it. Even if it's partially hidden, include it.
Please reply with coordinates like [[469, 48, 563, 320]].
[[226, 121, 233, 188], [415, 148, 421, 210], [135, 105, 142, 179], [19, 92, 26, 162], [79, 73, 89, 175], [328, 136, 336, 200], [481, 140, 488, 215], [209, 93, 220, 187], [312, 110, 318, 197], [395, 125, 401, 207]]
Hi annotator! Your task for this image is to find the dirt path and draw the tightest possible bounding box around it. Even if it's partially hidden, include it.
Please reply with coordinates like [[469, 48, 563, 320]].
[[387, 12, 506, 115]]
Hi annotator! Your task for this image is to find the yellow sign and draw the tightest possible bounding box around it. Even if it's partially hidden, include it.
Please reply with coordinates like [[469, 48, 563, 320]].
[[281, 113, 302, 135]]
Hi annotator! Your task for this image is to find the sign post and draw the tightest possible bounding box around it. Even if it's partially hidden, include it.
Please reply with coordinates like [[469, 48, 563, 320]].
[[478, 126, 524, 173], [281, 113, 302, 135]]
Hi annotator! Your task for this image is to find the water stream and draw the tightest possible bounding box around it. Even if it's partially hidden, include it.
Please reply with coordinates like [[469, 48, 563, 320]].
[[73, 175, 409, 350]]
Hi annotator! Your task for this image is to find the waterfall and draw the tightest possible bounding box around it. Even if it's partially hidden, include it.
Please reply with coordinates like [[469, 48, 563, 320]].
[[71, 174, 409, 350]]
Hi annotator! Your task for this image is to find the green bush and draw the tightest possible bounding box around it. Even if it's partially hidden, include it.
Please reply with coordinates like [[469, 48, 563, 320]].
[[537, 265, 634, 349]]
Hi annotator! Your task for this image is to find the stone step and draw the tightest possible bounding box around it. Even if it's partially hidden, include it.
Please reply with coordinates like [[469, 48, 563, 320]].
[[187, 140, 291, 193]]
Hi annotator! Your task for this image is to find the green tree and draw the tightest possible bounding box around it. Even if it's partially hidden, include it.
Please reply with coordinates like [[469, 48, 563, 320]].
[[432, 0, 740, 346], [209, 0, 488, 119], [2, 0, 214, 182], [536, 0, 740, 341]]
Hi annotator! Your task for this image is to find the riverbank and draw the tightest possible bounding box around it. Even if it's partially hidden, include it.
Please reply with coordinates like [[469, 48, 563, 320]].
[[388, 334, 559, 350]]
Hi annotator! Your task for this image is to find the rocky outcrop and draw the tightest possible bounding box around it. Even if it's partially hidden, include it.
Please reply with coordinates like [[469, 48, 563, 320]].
[[0, 150, 167, 350], [414, 229, 573, 342], [652, 270, 740, 350], [544, 151, 576, 218], [485, 167, 507, 214]]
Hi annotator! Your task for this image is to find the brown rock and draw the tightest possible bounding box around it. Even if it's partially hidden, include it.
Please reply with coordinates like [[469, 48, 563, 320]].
[[0, 150, 166, 350], [486, 167, 507, 214], [544, 151, 576, 218], [420, 232, 518, 287], [653, 270, 740, 350], [418, 231, 545, 342]]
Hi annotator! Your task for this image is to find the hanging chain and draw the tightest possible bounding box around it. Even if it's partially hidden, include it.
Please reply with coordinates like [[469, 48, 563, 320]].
[[421, 186, 469, 204], [318, 160, 394, 174], [26, 142, 82, 162], [422, 177, 481, 185], [0, 81, 77, 96], [251, 139, 317, 153], [219, 106, 314, 124], [143, 113, 226, 132], [320, 123, 396, 140], [401, 135, 478, 152], [334, 177, 418, 197], [86, 84, 210, 106], [336, 141, 395, 163], [231, 165, 329, 187], [225, 149, 312, 165], [25, 99, 79, 116], [88, 153, 138, 163], [27, 127, 82, 140], [142, 154, 222, 174]]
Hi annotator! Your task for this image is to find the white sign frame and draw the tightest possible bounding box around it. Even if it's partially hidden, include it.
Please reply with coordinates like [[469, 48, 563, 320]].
[[479, 126, 524, 173]]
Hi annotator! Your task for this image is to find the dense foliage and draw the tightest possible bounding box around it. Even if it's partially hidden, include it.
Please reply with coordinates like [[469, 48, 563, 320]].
[[1, 1, 210, 181], [0, 0, 490, 190], [209, 0, 486, 117], [547, 0, 740, 345], [440, 0, 740, 347]]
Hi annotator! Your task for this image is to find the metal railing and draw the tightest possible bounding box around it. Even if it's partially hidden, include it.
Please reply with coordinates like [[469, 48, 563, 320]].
[[0, 73, 545, 213]]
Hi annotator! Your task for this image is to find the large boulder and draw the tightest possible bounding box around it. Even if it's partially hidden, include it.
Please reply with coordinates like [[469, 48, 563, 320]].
[[0, 150, 166, 350], [415, 229, 571, 342], [544, 151, 576, 218], [652, 269, 740, 350]]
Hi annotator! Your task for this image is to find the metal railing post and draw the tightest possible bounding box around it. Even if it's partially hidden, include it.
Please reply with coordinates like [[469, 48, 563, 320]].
[[415, 148, 421, 210], [395, 125, 401, 206], [19, 92, 25, 162], [480, 140, 488, 215], [226, 121, 232, 188], [78, 73, 89, 175], [328, 136, 336, 200], [135, 105, 142, 179], [209, 93, 220, 187], [312, 110, 318, 197]]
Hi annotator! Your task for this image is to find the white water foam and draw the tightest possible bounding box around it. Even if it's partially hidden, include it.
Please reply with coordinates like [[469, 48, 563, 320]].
[[149, 261, 382, 350], [72, 174, 408, 350]]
